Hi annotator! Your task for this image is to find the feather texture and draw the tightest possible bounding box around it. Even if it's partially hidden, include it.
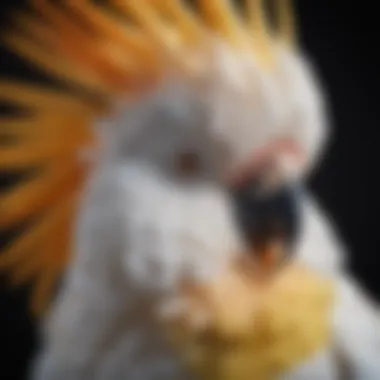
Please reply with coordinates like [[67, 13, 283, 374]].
[[164, 262, 335, 380], [0, 0, 297, 318]]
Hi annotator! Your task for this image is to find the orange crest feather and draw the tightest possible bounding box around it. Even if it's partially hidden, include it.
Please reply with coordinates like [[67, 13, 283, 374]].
[[0, 0, 298, 316]]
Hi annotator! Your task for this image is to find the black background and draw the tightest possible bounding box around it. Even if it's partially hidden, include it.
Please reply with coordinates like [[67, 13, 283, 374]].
[[1, 1, 380, 379]]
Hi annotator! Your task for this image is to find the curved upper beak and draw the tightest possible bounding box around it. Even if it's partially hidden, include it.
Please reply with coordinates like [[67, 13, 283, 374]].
[[231, 173, 301, 275]]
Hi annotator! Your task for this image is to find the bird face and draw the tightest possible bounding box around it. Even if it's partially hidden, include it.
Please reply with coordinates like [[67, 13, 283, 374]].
[[99, 44, 325, 292]]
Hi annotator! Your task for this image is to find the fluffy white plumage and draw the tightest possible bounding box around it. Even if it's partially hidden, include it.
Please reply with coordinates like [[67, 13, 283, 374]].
[[31, 42, 380, 380]]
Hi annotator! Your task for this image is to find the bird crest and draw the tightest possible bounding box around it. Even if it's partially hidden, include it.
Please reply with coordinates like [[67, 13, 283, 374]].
[[0, 0, 298, 316]]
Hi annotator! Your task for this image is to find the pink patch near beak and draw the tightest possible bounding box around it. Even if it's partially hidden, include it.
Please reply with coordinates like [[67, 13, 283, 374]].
[[227, 137, 306, 188]]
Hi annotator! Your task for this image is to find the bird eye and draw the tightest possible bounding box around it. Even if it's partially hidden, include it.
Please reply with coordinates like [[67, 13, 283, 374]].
[[174, 150, 202, 177]]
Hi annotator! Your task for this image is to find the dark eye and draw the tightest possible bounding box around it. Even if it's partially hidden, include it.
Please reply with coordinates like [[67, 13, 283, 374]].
[[174, 150, 202, 177]]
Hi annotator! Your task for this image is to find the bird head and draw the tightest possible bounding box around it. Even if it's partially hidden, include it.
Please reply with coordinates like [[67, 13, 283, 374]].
[[0, 0, 330, 315], [85, 0, 330, 290]]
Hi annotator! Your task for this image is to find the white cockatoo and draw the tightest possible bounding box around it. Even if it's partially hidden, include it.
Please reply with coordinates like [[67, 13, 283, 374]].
[[0, 1, 379, 379]]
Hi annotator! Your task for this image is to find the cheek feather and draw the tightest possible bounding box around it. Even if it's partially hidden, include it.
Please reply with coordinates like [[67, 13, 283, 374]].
[[120, 167, 243, 292]]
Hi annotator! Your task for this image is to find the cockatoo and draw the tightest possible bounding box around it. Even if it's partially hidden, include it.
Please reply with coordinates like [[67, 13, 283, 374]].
[[0, 1, 379, 379]]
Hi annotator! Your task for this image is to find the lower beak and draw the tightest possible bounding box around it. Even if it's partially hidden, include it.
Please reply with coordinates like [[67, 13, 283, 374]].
[[254, 239, 287, 275]]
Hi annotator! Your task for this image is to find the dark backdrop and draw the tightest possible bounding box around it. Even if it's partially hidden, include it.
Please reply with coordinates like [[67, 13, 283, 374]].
[[1, 1, 379, 379]]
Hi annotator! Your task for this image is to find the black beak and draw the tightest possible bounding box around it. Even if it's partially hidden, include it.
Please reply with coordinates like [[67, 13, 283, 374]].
[[231, 177, 301, 269]]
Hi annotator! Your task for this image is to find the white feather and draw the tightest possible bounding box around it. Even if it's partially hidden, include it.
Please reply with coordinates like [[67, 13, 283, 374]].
[[32, 41, 379, 380]]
